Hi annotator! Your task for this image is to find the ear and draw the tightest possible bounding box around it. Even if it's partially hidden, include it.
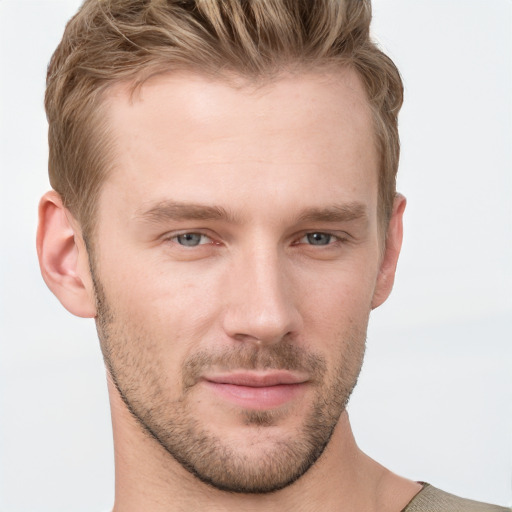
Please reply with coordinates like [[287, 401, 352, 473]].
[[371, 194, 406, 309], [36, 191, 97, 318]]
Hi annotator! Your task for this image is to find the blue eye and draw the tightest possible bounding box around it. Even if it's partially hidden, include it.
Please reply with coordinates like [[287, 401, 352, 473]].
[[305, 233, 333, 245], [175, 233, 208, 247]]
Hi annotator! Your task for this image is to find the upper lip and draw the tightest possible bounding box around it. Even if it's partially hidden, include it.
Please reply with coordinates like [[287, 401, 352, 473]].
[[202, 371, 309, 387]]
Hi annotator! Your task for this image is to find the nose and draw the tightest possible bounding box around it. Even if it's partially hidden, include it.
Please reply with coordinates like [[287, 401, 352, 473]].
[[221, 247, 302, 346]]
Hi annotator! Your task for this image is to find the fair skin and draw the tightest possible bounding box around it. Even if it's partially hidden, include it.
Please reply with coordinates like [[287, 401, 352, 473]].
[[37, 69, 419, 511]]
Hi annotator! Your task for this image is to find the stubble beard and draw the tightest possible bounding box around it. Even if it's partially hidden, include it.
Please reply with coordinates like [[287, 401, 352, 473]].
[[92, 271, 367, 494]]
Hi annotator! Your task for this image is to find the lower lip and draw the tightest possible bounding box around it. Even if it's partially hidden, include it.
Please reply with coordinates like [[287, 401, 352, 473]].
[[203, 381, 306, 410]]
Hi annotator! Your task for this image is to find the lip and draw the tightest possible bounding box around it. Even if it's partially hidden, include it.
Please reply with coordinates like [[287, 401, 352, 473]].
[[201, 371, 309, 410]]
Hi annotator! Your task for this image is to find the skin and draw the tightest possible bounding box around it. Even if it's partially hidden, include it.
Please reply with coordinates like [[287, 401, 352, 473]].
[[37, 68, 419, 511]]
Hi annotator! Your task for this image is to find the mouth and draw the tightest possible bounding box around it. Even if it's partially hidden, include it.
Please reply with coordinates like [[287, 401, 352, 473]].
[[201, 371, 309, 410]]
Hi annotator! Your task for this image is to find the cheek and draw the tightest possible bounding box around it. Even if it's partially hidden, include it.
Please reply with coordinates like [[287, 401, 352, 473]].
[[98, 260, 224, 369], [297, 265, 377, 321], [102, 250, 219, 319], [294, 263, 376, 366]]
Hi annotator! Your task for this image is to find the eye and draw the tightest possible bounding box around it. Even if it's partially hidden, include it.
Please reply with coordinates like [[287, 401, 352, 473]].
[[173, 232, 211, 247], [300, 232, 336, 246]]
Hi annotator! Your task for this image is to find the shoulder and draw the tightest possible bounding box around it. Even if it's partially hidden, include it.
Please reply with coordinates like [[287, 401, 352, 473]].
[[402, 483, 509, 512]]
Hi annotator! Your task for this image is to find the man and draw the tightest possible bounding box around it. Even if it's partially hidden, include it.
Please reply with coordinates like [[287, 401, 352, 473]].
[[36, 1, 507, 511]]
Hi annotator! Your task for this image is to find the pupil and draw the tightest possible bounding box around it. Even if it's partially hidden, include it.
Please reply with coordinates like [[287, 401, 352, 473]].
[[307, 233, 331, 245], [178, 233, 202, 246]]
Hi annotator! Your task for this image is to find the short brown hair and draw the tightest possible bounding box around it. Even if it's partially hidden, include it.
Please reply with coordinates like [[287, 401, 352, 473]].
[[45, 0, 403, 238]]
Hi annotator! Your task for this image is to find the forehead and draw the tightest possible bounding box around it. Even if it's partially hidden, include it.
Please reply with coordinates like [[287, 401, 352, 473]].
[[99, 69, 378, 221]]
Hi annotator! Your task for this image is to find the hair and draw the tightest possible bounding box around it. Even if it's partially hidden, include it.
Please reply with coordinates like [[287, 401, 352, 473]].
[[45, 0, 403, 239]]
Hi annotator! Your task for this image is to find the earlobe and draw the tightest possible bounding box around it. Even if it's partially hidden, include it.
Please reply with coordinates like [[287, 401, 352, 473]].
[[36, 191, 97, 318], [371, 194, 406, 309]]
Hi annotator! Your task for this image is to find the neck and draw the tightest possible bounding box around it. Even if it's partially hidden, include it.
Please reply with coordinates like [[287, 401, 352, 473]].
[[108, 378, 420, 512]]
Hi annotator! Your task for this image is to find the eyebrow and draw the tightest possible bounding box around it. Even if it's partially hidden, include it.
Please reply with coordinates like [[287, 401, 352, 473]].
[[135, 201, 239, 224], [296, 203, 367, 224], [135, 200, 367, 225]]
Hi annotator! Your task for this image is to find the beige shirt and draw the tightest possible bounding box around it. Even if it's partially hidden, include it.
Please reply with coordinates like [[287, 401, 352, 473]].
[[402, 484, 509, 512]]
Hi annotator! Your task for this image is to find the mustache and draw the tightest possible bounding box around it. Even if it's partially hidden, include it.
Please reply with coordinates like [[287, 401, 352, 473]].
[[182, 341, 327, 390]]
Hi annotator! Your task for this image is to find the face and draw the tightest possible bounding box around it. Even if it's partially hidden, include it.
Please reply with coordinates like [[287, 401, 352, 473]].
[[90, 70, 387, 493]]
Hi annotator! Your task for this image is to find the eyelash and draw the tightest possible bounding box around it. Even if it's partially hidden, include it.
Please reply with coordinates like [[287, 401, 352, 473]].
[[165, 231, 348, 248], [166, 232, 215, 247], [295, 232, 347, 247]]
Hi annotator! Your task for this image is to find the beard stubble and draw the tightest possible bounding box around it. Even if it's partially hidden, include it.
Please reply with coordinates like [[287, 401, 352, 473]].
[[91, 265, 367, 494]]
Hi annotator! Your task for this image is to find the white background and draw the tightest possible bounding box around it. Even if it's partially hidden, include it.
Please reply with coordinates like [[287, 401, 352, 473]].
[[0, 1, 511, 511]]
